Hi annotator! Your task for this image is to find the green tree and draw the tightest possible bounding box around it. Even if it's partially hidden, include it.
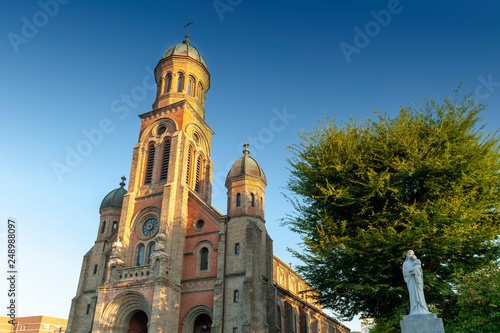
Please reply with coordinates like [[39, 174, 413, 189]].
[[284, 89, 500, 326], [449, 265, 500, 332]]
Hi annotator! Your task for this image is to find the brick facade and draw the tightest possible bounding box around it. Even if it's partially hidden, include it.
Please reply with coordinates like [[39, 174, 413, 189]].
[[67, 36, 350, 333]]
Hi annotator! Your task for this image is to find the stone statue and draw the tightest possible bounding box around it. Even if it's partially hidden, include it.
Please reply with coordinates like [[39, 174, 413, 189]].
[[403, 250, 430, 315], [111, 237, 123, 258], [155, 232, 167, 252]]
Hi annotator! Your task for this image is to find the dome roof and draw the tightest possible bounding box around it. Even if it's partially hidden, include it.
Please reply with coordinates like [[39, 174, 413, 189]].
[[225, 144, 267, 186], [100, 178, 127, 214], [162, 36, 207, 69]]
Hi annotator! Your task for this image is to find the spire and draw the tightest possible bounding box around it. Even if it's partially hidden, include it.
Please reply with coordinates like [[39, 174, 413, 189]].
[[183, 17, 194, 45], [120, 176, 126, 188], [242, 142, 250, 156]]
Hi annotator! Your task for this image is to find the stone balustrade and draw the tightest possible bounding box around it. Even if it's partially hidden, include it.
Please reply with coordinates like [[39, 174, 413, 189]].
[[117, 265, 152, 281]]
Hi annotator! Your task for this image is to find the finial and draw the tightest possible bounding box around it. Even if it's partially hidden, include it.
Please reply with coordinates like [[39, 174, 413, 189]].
[[183, 17, 194, 45], [243, 142, 250, 156], [120, 176, 126, 188]]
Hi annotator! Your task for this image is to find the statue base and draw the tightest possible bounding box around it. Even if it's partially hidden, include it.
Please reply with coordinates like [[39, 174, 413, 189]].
[[400, 313, 445, 333]]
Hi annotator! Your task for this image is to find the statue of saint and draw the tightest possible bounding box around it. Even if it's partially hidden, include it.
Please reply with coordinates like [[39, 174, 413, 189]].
[[403, 250, 430, 315], [111, 237, 123, 258], [155, 232, 167, 252]]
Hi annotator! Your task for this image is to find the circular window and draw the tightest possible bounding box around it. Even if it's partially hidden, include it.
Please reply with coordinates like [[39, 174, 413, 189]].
[[142, 218, 159, 237], [194, 219, 205, 230], [157, 126, 166, 136], [193, 132, 200, 144]]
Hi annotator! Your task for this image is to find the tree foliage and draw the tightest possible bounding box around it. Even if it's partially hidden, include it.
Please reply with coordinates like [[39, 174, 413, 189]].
[[448, 265, 500, 332], [284, 89, 500, 323]]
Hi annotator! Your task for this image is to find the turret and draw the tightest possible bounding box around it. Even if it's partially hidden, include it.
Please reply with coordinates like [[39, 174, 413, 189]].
[[225, 143, 266, 219], [152, 33, 210, 118]]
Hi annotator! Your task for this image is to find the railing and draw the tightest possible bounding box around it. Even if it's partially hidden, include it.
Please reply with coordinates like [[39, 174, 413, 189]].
[[117, 265, 152, 281]]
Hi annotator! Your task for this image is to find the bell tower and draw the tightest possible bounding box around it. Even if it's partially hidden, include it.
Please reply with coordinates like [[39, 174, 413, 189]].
[[85, 31, 217, 332]]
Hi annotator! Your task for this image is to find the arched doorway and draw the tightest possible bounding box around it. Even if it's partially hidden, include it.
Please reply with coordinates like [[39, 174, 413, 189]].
[[128, 310, 148, 333], [193, 313, 212, 333], [99, 291, 151, 331], [182, 305, 213, 333]]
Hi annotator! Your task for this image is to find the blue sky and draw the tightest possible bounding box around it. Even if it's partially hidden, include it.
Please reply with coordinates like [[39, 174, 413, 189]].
[[1, 0, 499, 330]]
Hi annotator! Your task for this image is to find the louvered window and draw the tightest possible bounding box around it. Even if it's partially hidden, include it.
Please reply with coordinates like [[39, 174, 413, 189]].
[[160, 139, 171, 181], [194, 155, 202, 193], [144, 145, 155, 184], [185, 145, 192, 185]]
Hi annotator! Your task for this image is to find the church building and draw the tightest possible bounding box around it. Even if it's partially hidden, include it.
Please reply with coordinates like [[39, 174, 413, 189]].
[[67, 31, 350, 333]]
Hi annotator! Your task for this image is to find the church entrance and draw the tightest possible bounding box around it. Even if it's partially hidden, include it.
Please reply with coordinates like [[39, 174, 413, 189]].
[[193, 313, 212, 333], [127, 310, 148, 333]]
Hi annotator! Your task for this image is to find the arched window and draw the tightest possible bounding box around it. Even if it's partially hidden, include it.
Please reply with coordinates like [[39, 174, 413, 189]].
[[185, 145, 193, 186], [177, 73, 184, 92], [166, 74, 172, 93], [160, 139, 171, 181], [100, 221, 106, 234], [136, 244, 145, 266], [187, 78, 195, 96], [158, 77, 164, 96], [251, 193, 255, 207], [147, 242, 155, 265], [194, 154, 202, 193], [112, 221, 118, 233], [197, 82, 203, 99], [200, 247, 209, 270], [144, 144, 155, 184], [236, 193, 241, 207]]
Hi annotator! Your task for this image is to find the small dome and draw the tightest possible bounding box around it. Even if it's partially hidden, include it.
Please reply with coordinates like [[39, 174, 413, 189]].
[[162, 37, 207, 69], [225, 143, 267, 186], [100, 178, 127, 214]]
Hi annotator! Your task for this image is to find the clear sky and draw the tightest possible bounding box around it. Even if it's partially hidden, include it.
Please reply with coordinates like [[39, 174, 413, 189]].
[[1, 0, 499, 331]]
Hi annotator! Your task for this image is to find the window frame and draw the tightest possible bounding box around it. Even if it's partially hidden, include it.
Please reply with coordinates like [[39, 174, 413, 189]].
[[136, 244, 145, 266], [200, 247, 209, 271], [144, 143, 156, 184]]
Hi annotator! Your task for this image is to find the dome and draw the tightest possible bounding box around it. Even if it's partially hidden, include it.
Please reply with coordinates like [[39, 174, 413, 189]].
[[225, 144, 267, 186], [162, 36, 207, 69], [100, 178, 127, 214]]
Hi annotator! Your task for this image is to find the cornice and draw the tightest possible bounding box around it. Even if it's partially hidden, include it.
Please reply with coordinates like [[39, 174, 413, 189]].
[[139, 100, 215, 135]]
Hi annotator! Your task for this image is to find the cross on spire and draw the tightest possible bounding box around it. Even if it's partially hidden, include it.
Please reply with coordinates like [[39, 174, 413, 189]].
[[243, 142, 250, 155], [184, 18, 194, 35], [120, 176, 126, 187], [183, 18, 194, 45]]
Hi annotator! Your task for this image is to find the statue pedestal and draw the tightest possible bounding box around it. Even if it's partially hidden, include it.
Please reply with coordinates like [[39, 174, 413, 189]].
[[400, 313, 445, 333]]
